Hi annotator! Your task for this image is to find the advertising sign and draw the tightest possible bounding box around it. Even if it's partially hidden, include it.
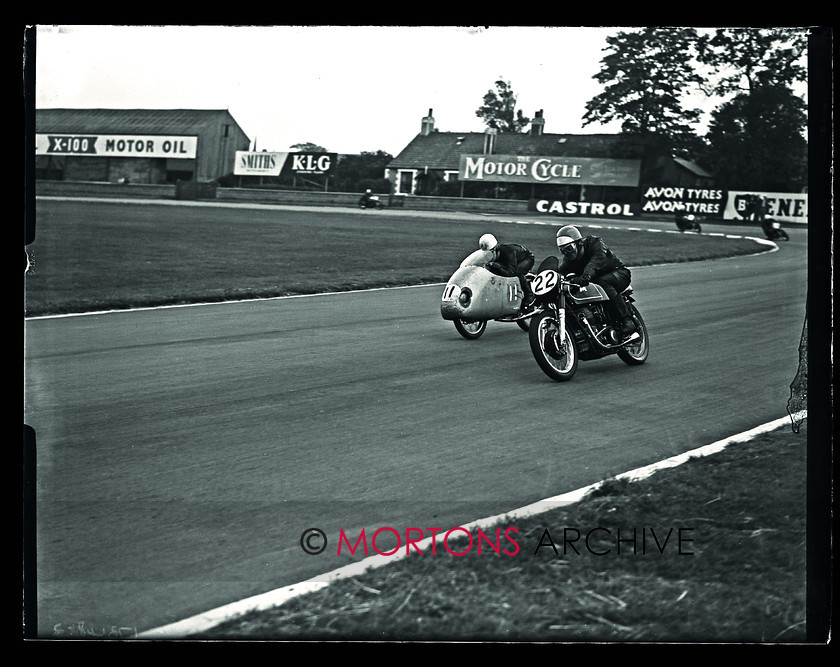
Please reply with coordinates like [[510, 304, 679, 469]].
[[234, 151, 289, 176], [529, 199, 640, 218], [458, 154, 641, 187], [285, 152, 337, 176], [36, 134, 198, 159], [641, 186, 725, 216], [725, 191, 808, 224]]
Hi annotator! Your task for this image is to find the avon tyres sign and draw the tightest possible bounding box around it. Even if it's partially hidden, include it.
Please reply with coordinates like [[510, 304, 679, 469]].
[[458, 154, 641, 187], [234, 151, 289, 176], [641, 186, 725, 216], [36, 134, 197, 159]]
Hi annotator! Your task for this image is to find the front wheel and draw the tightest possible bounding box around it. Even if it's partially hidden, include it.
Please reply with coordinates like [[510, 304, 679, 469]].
[[528, 310, 578, 381], [617, 305, 649, 366], [454, 319, 487, 340]]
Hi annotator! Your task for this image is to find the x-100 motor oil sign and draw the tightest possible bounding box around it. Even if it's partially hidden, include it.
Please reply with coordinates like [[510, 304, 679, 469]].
[[36, 134, 198, 159]]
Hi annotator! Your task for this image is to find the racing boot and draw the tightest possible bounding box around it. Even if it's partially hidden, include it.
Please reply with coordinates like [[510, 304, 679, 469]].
[[620, 317, 638, 340], [520, 293, 536, 313]]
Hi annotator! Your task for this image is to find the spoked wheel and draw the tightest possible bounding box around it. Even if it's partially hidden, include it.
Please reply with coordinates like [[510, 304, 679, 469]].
[[528, 310, 578, 381], [454, 319, 487, 340], [617, 305, 649, 366]]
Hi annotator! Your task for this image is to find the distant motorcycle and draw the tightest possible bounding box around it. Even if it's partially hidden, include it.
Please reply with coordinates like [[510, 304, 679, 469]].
[[675, 212, 702, 233], [761, 217, 789, 241], [359, 195, 384, 210]]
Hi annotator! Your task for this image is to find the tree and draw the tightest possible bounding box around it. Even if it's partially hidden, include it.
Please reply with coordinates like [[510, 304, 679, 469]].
[[475, 79, 530, 132], [694, 28, 808, 191], [290, 142, 328, 152], [695, 28, 807, 95], [583, 27, 705, 150], [332, 151, 393, 193], [701, 84, 807, 191]]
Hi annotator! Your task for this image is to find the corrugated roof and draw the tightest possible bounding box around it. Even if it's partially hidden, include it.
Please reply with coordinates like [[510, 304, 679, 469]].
[[388, 131, 648, 170], [35, 108, 247, 137]]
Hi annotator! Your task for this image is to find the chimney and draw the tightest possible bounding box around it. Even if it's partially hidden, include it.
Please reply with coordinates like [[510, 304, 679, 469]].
[[421, 108, 435, 136], [531, 109, 545, 136], [483, 127, 498, 155]]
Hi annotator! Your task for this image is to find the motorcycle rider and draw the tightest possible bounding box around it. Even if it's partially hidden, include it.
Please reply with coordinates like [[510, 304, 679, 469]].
[[555, 225, 636, 338], [359, 189, 374, 206], [479, 233, 536, 312]]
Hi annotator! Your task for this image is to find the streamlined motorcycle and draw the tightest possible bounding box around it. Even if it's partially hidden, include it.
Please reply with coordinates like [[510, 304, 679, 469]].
[[440, 248, 535, 339], [528, 256, 649, 382]]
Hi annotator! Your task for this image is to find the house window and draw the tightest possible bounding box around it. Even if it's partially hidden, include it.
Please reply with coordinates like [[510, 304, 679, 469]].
[[398, 170, 416, 195]]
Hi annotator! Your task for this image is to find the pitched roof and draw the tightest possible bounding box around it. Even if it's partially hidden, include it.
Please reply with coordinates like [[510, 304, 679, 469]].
[[35, 108, 248, 138], [387, 131, 649, 170]]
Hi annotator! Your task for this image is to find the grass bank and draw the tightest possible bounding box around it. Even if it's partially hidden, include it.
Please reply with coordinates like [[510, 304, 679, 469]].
[[195, 423, 807, 642], [25, 199, 767, 317]]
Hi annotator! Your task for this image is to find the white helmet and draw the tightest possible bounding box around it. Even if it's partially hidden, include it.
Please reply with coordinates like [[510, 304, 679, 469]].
[[556, 225, 582, 249], [479, 233, 498, 251]]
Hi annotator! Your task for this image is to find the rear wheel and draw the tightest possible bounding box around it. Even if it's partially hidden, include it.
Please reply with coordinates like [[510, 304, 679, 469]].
[[528, 310, 578, 381], [454, 319, 487, 340], [617, 305, 649, 365]]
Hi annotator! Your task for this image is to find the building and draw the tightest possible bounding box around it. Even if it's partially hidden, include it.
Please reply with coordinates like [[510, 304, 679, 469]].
[[34, 108, 251, 184], [386, 109, 715, 212]]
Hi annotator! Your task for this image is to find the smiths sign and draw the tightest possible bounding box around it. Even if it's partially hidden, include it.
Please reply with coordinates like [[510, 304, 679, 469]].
[[234, 151, 289, 176], [36, 134, 197, 159], [234, 151, 337, 177], [458, 154, 641, 187]]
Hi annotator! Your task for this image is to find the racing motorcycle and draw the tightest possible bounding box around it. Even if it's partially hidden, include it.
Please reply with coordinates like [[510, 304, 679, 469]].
[[527, 256, 649, 382], [359, 195, 384, 209], [760, 217, 789, 241], [440, 248, 535, 339], [675, 211, 702, 233]]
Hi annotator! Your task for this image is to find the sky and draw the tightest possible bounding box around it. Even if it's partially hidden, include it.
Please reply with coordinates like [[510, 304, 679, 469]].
[[31, 25, 810, 156], [31, 25, 639, 155]]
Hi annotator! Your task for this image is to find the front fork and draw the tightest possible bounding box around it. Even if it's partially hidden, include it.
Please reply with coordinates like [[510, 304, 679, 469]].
[[549, 293, 568, 352]]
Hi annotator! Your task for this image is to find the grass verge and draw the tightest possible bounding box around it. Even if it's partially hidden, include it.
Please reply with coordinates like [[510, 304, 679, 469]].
[[195, 423, 807, 642], [25, 199, 768, 316]]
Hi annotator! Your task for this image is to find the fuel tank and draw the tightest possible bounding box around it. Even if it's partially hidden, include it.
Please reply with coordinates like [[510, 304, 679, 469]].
[[567, 282, 611, 304], [441, 264, 525, 321]]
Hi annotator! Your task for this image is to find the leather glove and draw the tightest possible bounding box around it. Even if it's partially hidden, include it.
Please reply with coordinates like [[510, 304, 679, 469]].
[[569, 275, 590, 286], [485, 262, 501, 273]]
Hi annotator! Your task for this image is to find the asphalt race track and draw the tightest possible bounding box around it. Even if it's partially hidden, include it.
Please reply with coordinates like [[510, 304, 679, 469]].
[[24, 209, 808, 638]]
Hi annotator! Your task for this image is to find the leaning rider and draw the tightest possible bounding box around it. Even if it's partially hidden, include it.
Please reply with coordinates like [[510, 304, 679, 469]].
[[479, 233, 536, 312], [555, 225, 636, 338], [359, 189, 373, 206]]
